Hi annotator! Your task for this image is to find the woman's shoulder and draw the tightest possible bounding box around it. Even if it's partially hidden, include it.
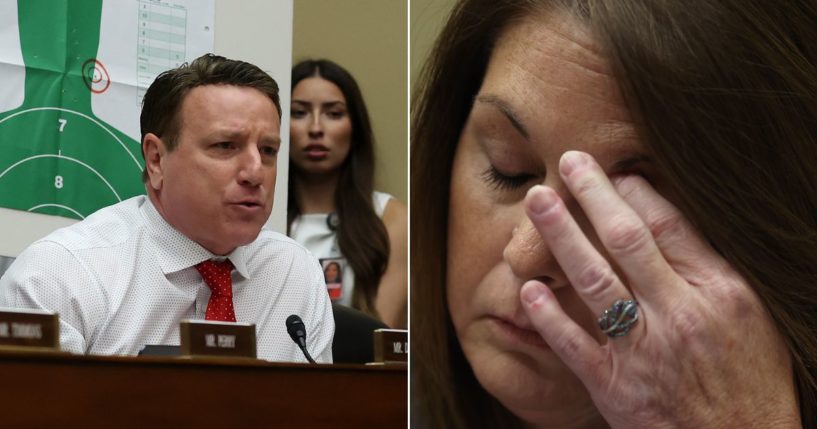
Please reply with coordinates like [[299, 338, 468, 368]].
[[372, 191, 400, 217], [380, 194, 407, 235]]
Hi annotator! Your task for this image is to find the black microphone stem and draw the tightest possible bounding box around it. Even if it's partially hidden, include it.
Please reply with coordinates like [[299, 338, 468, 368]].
[[286, 314, 317, 364], [299, 338, 316, 364]]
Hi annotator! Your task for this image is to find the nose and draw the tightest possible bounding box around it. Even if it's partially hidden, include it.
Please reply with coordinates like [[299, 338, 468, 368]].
[[503, 216, 567, 289], [237, 146, 264, 187], [308, 112, 323, 139]]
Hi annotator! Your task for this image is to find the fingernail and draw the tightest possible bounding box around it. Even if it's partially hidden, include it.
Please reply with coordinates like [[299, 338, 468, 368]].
[[526, 186, 556, 215], [521, 281, 546, 306], [560, 151, 587, 176]]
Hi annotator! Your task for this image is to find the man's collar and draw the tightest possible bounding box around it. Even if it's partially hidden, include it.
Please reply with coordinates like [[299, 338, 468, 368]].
[[140, 197, 252, 279], [227, 246, 251, 279]]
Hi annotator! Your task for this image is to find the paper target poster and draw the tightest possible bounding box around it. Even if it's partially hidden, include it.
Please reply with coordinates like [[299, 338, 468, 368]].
[[0, 0, 214, 220]]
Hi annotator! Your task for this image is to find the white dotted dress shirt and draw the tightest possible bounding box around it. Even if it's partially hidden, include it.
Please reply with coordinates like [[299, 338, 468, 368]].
[[0, 196, 334, 363]]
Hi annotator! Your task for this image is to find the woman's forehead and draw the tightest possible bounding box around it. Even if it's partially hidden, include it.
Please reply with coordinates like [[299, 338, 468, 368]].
[[487, 12, 614, 101], [474, 12, 635, 154], [501, 11, 603, 62]]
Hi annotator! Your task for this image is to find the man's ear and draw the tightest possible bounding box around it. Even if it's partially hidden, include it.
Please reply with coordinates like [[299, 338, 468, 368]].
[[142, 133, 167, 191]]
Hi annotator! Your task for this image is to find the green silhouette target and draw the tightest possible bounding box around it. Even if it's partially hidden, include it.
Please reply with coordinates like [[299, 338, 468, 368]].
[[0, 1, 145, 220]]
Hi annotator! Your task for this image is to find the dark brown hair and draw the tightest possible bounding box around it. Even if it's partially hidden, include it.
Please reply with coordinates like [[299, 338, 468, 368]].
[[411, 0, 817, 427], [140, 53, 282, 182], [288, 59, 389, 319]]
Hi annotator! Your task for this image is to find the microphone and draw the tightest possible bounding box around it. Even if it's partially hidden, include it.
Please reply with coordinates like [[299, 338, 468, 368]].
[[286, 314, 316, 364]]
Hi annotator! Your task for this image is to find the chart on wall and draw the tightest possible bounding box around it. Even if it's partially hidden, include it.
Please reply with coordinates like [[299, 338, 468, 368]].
[[0, 0, 213, 220]]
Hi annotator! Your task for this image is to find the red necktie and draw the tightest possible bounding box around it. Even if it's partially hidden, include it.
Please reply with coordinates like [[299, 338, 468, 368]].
[[195, 259, 236, 322]]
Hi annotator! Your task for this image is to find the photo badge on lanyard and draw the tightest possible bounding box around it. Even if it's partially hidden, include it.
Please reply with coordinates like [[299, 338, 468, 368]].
[[320, 257, 346, 300]]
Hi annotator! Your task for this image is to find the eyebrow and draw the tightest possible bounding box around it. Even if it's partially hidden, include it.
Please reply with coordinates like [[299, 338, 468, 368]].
[[475, 94, 530, 140], [291, 100, 347, 108], [212, 129, 281, 146], [261, 136, 282, 146]]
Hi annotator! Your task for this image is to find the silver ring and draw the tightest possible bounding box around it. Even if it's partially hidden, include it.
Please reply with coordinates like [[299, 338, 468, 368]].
[[597, 299, 639, 337]]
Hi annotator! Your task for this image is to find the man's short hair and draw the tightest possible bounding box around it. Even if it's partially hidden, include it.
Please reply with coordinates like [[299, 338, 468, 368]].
[[139, 54, 281, 182]]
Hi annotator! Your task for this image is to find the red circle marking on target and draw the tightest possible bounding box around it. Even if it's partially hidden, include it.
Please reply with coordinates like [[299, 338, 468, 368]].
[[82, 59, 111, 94]]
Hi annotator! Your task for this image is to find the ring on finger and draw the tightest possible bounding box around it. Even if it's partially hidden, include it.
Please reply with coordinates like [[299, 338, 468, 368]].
[[597, 299, 639, 337]]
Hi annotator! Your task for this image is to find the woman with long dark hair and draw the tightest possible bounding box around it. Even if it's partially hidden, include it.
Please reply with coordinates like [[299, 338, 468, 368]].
[[412, 0, 817, 427], [289, 59, 407, 328]]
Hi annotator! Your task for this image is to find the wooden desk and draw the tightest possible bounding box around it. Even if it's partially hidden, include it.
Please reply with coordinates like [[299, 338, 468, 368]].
[[0, 350, 406, 428]]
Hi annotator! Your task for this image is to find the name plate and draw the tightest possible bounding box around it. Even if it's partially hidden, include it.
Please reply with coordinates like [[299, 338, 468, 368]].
[[373, 329, 408, 364], [0, 308, 59, 351], [179, 320, 256, 359]]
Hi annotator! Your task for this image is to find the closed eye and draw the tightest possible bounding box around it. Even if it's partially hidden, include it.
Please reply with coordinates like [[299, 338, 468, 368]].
[[610, 155, 655, 185], [480, 165, 536, 191]]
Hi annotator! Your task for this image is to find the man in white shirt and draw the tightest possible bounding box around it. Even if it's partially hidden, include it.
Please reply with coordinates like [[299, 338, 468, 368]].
[[0, 54, 334, 362]]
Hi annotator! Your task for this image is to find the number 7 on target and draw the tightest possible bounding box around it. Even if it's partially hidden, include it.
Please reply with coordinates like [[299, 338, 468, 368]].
[[57, 119, 67, 156], [56, 119, 67, 185]]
